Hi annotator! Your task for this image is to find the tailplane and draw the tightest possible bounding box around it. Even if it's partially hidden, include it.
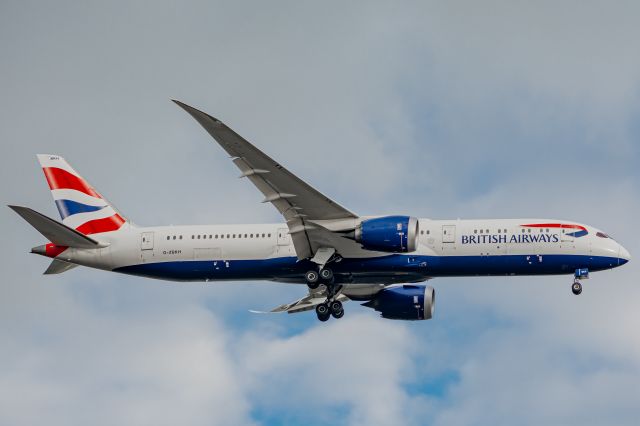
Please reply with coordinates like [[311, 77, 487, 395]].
[[36, 154, 127, 235], [8, 205, 105, 274], [44, 259, 78, 275], [8, 205, 103, 248]]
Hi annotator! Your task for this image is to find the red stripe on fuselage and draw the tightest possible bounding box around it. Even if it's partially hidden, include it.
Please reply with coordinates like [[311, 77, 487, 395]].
[[42, 167, 102, 198], [521, 223, 587, 231], [45, 243, 68, 258], [75, 214, 125, 235]]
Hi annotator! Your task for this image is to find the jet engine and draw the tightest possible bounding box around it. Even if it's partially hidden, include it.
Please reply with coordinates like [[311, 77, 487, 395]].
[[354, 215, 419, 253], [362, 284, 435, 320]]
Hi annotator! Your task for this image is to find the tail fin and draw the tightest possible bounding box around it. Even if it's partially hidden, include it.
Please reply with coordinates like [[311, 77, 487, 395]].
[[36, 154, 127, 235]]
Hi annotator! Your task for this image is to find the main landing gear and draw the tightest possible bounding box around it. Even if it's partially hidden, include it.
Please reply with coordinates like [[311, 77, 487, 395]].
[[306, 250, 344, 322], [315, 300, 344, 322], [572, 268, 589, 295], [305, 267, 334, 290], [306, 266, 344, 322]]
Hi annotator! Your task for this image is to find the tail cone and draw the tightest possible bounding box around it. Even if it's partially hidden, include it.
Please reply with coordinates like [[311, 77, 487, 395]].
[[31, 245, 46, 256]]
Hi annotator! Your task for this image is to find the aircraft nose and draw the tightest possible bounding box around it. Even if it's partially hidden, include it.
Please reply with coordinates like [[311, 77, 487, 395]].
[[618, 244, 631, 265]]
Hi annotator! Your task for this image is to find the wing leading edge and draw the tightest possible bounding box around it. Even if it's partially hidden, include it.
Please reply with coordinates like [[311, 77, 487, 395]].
[[174, 100, 358, 260]]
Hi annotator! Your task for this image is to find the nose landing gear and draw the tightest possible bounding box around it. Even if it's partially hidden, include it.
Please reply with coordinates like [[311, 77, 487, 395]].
[[572, 268, 589, 295], [572, 280, 583, 295]]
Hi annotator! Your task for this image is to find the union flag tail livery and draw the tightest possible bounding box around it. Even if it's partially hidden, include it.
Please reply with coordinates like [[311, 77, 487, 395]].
[[9, 101, 631, 322], [37, 154, 127, 236]]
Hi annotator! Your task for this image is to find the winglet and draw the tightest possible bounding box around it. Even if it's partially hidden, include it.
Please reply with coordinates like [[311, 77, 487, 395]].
[[172, 100, 223, 124]]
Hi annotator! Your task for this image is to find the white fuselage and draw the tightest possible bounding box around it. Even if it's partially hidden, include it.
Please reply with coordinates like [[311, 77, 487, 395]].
[[56, 218, 629, 286]]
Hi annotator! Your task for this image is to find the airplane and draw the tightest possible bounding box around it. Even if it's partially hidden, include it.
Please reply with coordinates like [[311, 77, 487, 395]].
[[9, 100, 631, 322]]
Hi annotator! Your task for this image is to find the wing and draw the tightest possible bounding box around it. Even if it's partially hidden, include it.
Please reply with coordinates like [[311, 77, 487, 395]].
[[250, 287, 350, 315], [174, 100, 358, 260]]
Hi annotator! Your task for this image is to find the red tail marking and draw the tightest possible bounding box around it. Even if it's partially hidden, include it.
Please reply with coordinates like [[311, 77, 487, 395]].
[[42, 167, 102, 198], [75, 214, 125, 235], [45, 243, 68, 258]]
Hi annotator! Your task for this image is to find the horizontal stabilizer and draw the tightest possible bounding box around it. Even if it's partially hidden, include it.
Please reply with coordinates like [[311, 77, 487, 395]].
[[44, 259, 78, 274], [8, 205, 104, 248]]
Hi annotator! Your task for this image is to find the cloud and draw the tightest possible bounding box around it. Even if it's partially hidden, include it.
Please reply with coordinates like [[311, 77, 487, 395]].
[[0, 288, 254, 426]]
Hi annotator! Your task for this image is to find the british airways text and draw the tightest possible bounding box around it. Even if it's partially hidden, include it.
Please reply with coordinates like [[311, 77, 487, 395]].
[[461, 233, 560, 244]]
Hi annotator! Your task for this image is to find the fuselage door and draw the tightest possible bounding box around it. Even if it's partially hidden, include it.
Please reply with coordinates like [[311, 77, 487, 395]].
[[141, 232, 154, 250], [442, 225, 456, 243], [277, 228, 289, 246]]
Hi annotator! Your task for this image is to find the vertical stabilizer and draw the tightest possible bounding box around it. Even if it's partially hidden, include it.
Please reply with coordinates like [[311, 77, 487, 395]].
[[36, 155, 128, 235]]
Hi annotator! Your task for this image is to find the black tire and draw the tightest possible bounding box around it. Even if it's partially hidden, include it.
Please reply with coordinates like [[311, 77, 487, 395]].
[[316, 303, 329, 316], [572, 281, 582, 295], [305, 270, 319, 284], [331, 308, 344, 319], [319, 268, 333, 281], [316, 303, 330, 321], [330, 300, 343, 315]]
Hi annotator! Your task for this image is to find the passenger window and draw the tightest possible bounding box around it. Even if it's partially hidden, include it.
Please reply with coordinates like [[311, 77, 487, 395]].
[[268, 233, 271, 238], [167, 236, 170, 240]]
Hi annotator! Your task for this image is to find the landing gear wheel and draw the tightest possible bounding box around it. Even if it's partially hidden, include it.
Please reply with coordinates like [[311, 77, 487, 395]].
[[316, 303, 330, 321], [305, 270, 319, 289], [319, 268, 333, 281], [330, 300, 344, 319], [572, 281, 583, 295]]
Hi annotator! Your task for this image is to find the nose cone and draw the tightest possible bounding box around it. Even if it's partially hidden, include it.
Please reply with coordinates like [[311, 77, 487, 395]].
[[619, 244, 631, 265]]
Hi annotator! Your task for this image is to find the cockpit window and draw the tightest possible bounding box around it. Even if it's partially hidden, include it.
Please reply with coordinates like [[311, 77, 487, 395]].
[[596, 232, 610, 239]]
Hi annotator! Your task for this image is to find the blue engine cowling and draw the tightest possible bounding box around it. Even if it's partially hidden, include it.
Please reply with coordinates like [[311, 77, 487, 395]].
[[354, 215, 419, 253], [362, 284, 435, 320]]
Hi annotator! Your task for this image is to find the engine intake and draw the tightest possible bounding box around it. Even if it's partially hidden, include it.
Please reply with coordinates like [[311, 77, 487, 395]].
[[355, 215, 419, 253], [362, 284, 435, 320]]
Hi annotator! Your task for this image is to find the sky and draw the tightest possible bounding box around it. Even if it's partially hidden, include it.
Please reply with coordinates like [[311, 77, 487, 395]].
[[1, 1, 639, 425]]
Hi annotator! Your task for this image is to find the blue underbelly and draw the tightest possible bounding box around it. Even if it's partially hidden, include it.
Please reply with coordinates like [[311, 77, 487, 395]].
[[112, 254, 622, 282]]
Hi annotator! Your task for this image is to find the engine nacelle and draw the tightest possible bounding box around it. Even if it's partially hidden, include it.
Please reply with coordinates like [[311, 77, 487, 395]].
[[362, 284, 435, 320], [354, 215, 419, 253]]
